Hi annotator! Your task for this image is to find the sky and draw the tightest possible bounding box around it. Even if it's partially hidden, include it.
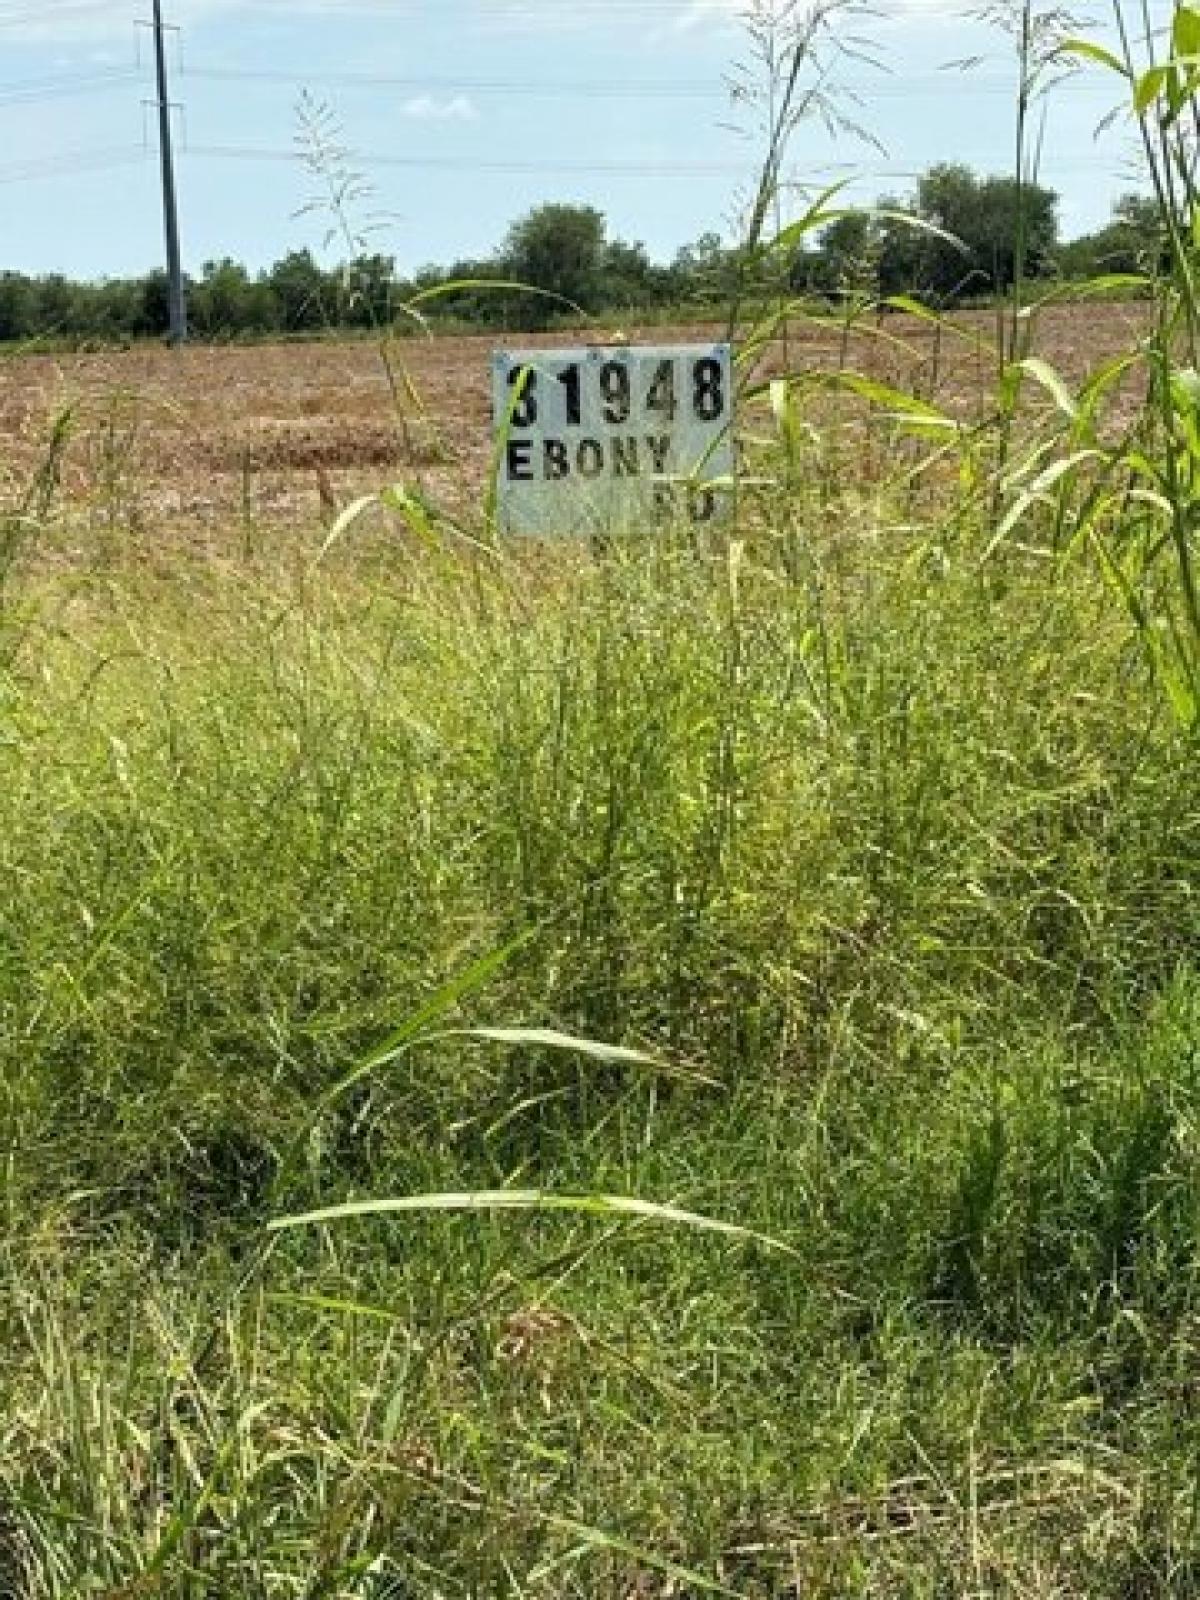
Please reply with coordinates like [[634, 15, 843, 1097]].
[[0, 0, 1167, 281]]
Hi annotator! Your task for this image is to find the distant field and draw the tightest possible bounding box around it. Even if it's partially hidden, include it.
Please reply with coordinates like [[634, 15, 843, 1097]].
[[0, 300, 1147, 540]]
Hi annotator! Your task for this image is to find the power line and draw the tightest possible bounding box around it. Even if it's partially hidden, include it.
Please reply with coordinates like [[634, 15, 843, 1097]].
[[214, 0, 980, 13], [182, 62, 1125, 99], [185, 142, 753, 178], [0, 144, 148, 183], [0, 0, 112, 27], [179, 140, 1137, 180], [0, 57, 1134, 114], [0, 0, 1170, 25], [186, 65, 724, 98], [0, 68, 139, 107]]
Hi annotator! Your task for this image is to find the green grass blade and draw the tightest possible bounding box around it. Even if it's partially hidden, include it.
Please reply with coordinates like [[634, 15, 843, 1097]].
[[273, 933, 533, 1193], [269, 1189, 798, 1254], [142, 1427, 242, 1577], [531, 1512, 743, 1596], [1055, 37, 1130, 75], [1017, 357, 1079, 421], [434, 1025, 720, 1084], [330, 933, 532, 1091], [406, 278, 586, 318]]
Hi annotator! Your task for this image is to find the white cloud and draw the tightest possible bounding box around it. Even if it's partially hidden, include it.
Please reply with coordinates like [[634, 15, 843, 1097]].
[[401, 93, 478, 121], [671, 0, 741, 34], [662, 0, 972, 40], [638, 0, 745, 50]]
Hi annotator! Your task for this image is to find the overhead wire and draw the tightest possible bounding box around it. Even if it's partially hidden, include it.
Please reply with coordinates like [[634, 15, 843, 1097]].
[[183, 142, 752, 178], [181, 62, 1125, 99], [0, 55, 1135, 109], [0, 68, 140, 106], [0, 144, 148, 183], [183, 0, 980, 15], [0, 0, 113, 27], [179, 140, 1138, 180]]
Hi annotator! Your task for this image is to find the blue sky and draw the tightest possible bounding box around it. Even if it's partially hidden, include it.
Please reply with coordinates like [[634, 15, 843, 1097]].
[[0, 0, 1162, 281]]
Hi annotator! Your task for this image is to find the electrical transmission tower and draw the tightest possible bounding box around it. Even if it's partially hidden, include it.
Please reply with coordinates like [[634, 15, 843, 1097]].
[[149, 0, 186, 344]]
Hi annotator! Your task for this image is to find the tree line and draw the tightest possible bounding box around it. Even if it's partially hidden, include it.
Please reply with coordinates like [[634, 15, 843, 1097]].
[[0, 165, 1167, 346]]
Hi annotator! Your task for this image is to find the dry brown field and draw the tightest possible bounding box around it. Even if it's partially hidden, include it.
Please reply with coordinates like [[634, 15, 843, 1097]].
[[0, 301, 1147, 540]]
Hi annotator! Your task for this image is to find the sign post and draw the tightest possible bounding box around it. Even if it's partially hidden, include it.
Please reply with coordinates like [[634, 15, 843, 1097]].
[[490, 343, 734, 537]]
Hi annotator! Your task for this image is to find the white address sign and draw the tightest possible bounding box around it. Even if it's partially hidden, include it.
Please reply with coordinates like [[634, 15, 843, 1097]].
[[490, 343, 735, 537]]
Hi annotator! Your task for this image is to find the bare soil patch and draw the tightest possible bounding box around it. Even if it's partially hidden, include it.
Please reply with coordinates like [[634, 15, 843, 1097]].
[[0, 303, 1147, 540]]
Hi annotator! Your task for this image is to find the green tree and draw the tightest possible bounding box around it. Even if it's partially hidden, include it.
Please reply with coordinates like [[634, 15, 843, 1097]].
[[33, 274, 81, 339], [0, 273, 34, 342], [409, 258, 513, 327], [806, 213, 878, 297], [1055, 193, 1166, 279], [670, 231, 735, 303], [191, 259, 275, 337], [132, 271, 172, 340], [90, 279, 143, 342], [341, 253, 397, 328], [266, 249, 332, 332], [602, 239, 664, 308], [903, 164, 1058, 300], [501, 204, 607, 326]]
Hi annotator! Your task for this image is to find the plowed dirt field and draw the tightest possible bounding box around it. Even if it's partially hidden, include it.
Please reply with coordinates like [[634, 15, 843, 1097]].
[[1, 303, 1147, 540]]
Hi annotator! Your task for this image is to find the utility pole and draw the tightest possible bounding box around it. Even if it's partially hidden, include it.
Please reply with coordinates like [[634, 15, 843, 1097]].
[[151, 0, 186, 345]]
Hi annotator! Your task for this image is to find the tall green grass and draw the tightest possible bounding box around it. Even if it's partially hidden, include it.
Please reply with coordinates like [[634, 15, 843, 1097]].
[[0, 497, 1196, 1592]]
